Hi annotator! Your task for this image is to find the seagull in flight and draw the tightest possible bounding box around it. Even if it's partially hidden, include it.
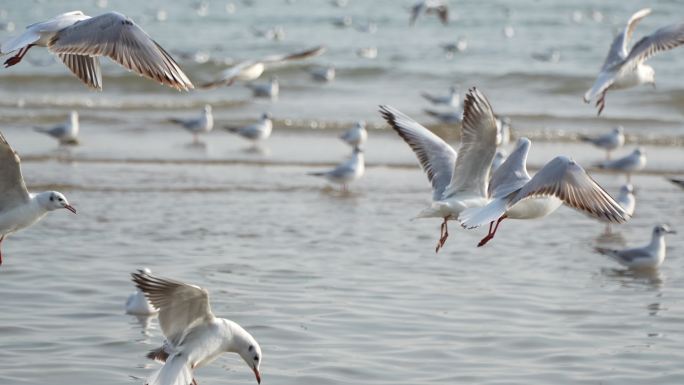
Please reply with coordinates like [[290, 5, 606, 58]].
[[132, 270, 262, 385], [0, 131, 76, 266], [199, 45, 325, 89], [380, 87, 498, 252], [409, 0, 449, 26], [584, 8, 684, 115], [1, 11, 193, 90]]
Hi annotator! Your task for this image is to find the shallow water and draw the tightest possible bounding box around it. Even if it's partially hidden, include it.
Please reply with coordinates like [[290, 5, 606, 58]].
[[0, 1, 683, 385]]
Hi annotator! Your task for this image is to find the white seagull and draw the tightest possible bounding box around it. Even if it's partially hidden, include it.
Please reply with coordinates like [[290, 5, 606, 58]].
[[0, 131, 76, 265], [308, 147, 365, 191], [410, 0, 449, 26], [34, 110, 80, 145], [490, 149, 507, 175], [309, 66, 335, 82], [339, 121, 368, 148], [246, 76, 279, 99], [595, 147, 646, 182], [199, 45, 325, 89], [169, 105, 214, 144], [1, 11, 193, 90], [583, 8, 684, 115], [595, 224, 676, 269], [421, 86, 459, 108], [459, 137, 630, 247], [126, 268, 158, 316], [225, 113, 273, 143], [579, 126, 625, 160], [616, 183, 636, 217], [380, 87, 498, 252], [131, 270, 262, 385]]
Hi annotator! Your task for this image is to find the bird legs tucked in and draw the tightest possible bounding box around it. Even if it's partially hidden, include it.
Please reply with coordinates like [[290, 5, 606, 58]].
[[4, 45, 34, 68], [596, 92, 607, 116], [477, 215, 507, 247], [435, 218, 449, 253]]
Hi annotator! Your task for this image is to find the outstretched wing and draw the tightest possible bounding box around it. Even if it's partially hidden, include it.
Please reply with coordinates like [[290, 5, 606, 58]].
[[48, 12, 193, 91], [379, 105, 457, 201], [622, 22, 684, 68], [488, 137, 532, 199], [260, 45, 326, 64], [601, 8, 652, 70], [510, 156, 629, 223], [0, 131, 30, 212], [57, 54, 102, 90], [131, 270, 214, 346]]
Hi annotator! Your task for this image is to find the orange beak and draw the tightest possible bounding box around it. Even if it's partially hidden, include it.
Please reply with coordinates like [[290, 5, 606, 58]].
[[65, 204, 77, 214], [252, 364, 261, 384]]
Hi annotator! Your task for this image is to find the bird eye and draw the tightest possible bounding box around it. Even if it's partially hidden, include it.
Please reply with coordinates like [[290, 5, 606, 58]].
[[58, 198, 63, 202], [248, 345, 254, 352], [254, 356, 259, 361]]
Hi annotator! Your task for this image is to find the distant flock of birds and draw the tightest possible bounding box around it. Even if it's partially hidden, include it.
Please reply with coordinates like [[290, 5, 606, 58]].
[[0, 4, 683, 385]]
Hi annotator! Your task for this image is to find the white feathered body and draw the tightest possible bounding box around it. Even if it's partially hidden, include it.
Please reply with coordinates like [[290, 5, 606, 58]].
[[0, 197, 48, 236], [1, 11, 90, 54]]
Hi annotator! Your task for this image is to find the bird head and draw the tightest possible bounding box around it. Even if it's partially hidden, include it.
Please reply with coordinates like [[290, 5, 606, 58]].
[[39, 191, 76, 213], [654, 224, 676, 236], [237, 334, 262, 384]]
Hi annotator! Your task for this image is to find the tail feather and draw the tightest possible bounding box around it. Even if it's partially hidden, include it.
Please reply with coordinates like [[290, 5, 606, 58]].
[[145, 354, 192, 385], [146, 347, 170, 363], [307, 171, 326, 177], [594, 246, 619, 259], [168, 118, 185, 125], [459, 199, 507, 229]]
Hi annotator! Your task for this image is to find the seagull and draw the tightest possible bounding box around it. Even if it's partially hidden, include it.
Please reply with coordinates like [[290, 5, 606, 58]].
[[423, 108, 462, 124], [380, 87, 498, 252], [667, 177, 684, 189], [583, 8, 684, 115], [34, 110, 79, 145], [616, 183, 636, 217], [225, 113, 273, 142], [410, 0, 449, 26], [199, 45, 325, 89], [0, 11, 193, 90], [246, 76, 279, 99], [495, 115, 511, 147], [595, 224, 676, 269], [441, 37, 468, 57], [459, 137, 630, 247], [595, 147, 646, 182], [131, 270, 262, 385], [308, 147, 365, 191], [339, 121, 367, 148], [169, 105, 213, 144], [421, 86, 459, 108], [0, 131, 76, 265], [309, 65, 335, 82], [579, 126, 625, 160], [490, 149, 507, 175], [126, 268, 158, 316]]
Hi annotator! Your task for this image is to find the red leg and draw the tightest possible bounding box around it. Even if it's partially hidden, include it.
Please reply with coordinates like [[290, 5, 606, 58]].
[[191, 378, 199, 385], [4, 45, 33, 68], [435, 218, 449, 253], [477, 215, 507, 247], [0, 234, 5, 266], [596, 92, 606, 116]]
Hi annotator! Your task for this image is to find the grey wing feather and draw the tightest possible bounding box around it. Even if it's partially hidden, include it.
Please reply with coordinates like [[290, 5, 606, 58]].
[[261, 45, 326, 63], [511, 156, 628, 223], [131, 270, 214, 346], [0, 131, 30, 211], [622, 22, 684, 68], [443, 87, 498, 198], [379, 105, 457, 201], [488, 138, 531, 199], [601, 8, 652, 70], [598, 155, 634, 170], [57, 54, 102, 90], [48, 12, 193, 91], [35, 124, 67, 138]]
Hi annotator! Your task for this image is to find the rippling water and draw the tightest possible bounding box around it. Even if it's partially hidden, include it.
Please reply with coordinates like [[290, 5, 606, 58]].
[[0, 1, 683, 385]]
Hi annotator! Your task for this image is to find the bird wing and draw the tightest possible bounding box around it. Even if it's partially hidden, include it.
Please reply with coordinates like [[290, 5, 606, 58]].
[[436, 5, 449, 25], [0, 131, 30, 212], [35, 123, 68, 138], [442, 87, 498, 199], [131, 270, 214, 346], [583, 70, 616, 102], [596, 153, 635, 170], [260, 45, 326, 64], [601, 8, 652, 70], [379, 105, 457, 201], [510, 156, 629, 223], [621, 22, 684, 68], [409, 3, 424, 26], [57, 54, 102, 90], [488, 138, 532, 199], [47, 12, 193, 91], [200, 60, 258, 89]]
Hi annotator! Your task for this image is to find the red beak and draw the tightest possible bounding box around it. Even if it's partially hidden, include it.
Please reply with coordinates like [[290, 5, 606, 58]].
[[253, 365, 261, 384], [65, 204, 77, 214]]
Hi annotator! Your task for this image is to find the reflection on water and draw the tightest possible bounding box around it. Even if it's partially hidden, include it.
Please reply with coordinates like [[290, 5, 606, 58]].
[[240, 143, 271, 156], [595, 227, 627, 247], [600, 267, 665, 290]]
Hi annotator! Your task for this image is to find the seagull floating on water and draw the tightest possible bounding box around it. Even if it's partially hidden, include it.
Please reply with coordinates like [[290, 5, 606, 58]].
[[339, 121, 367, 148], [459, 137, 630, 247], [0, 131, 76, 265], [309, 65, 335, 82], [126, 268, 158, 315], [246, 76, 279, 99], [380, 87, 498, 252], [584, 8, 684, 115], [225, 113, 273, 143], [1, 11, 193, 90], [421, 86, 460, 108], [595, 224, 675, 269], [34, 110, 79, 145], [616, 183, 636, 217], [308, 147, 365, 191], [169, 105, 213, 144], [579, 126, 625, 160], [595, 147, 646, 182], [200, 45, 324, 89], [131, 270, 262, 385]]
